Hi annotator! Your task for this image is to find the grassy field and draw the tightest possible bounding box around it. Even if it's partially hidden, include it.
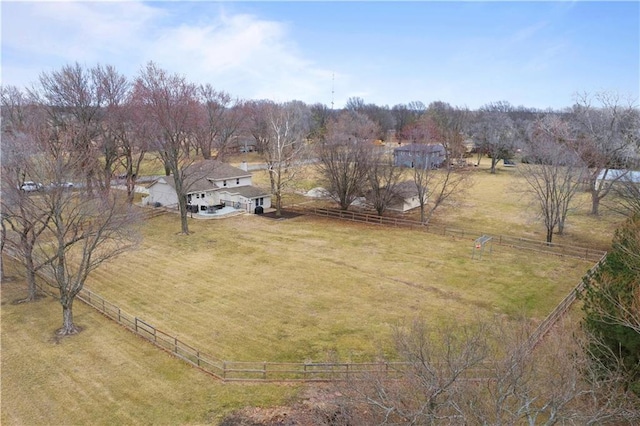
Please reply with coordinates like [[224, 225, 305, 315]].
[[1, 263, 298, 425], [2, 157, 622, 425], [85, 213, 592, 364]]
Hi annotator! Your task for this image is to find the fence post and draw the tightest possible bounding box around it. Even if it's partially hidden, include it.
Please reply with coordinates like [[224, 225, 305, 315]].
[[197, 350, 200, 366], [134, 317, 138, 333], [263, 362, 267, 380], [174, 337, 178, 353], [102, 297, 105, 313], [117, 307, 121, 322], [223, 361, 226, 380]]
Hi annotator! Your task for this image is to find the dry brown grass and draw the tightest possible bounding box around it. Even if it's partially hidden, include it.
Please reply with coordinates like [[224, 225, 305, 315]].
[[1, 262, 298, 425], [2, 155, 622, 425], [84, 208, 592, 364]]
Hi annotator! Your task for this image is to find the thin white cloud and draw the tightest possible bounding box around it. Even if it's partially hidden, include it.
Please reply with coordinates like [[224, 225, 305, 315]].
[[1, 2, 338, 103]]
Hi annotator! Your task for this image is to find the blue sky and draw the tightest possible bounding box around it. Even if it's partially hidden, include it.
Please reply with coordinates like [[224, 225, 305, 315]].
[[2, 1, 638, 110]]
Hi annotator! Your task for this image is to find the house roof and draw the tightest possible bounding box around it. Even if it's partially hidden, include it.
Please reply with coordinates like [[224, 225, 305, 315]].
[[394, 143, 445, 154], [188, 159, 251, 181], [364, 180, 419, 202], [394, 180, 420, 197], [147, 160, 251, 193], [597, 169, 640, 183], [219, 186, 270, 199], [147, 175, 218, 193]]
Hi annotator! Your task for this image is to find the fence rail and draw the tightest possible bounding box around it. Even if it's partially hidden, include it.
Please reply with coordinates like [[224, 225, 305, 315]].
[[291, 206, 606, 262], [5, 205, 608, 382]]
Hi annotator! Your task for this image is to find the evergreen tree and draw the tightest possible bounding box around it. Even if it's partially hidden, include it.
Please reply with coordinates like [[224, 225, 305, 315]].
[[582, 214, 640, 395]]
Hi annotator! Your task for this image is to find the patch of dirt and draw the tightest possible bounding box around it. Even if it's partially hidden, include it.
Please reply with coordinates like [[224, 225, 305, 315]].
[[259, 210, 304, 220], [219, 384, 353, 426]]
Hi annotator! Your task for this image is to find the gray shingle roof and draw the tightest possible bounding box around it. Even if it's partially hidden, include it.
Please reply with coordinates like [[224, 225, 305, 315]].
[[148, 160, 251, 193], [218, 186, 270, 198]]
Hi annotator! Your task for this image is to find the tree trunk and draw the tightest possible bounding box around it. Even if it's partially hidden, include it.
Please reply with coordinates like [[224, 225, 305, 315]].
[[178, 196, 190, 235], [25, 262, 38, 301], [557, 219, 565, 236], [275, 192, 282, 217], [546, 228, 554, 244], [591, 191, 600, 215], [57, 299, 79, 335], [490, 157, 498, 174]]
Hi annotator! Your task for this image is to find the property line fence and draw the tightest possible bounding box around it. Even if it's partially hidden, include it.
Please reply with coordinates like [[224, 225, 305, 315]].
[[522, 252, 607, 355], [5, 205, 608, 383], [290, 206, 606, 262]]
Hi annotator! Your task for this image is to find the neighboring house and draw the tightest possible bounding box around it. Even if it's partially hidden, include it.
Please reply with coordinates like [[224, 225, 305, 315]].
[[144, 160, 271, 213], [360, 180, 421, 213], [595, 169, 640, 188], [394, 143, 446, 169], [387, 180, 421, 212]]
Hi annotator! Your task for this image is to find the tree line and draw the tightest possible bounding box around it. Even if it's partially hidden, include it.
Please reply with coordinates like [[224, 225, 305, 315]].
[[1, 62, 638, 419]]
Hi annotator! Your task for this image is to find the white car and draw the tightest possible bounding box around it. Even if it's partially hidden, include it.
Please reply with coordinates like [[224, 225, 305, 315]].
[[20, 181, 44, 192], [49, 181, 74, 190]]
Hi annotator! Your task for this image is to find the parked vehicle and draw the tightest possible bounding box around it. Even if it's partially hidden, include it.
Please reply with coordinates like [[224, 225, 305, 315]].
[[20, 181, 44, 192], [49, 181, 74, 190]]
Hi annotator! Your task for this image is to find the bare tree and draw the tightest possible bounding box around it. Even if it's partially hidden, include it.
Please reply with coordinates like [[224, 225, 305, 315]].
[[365, 149, 404, 216], [400, 110, 471, 224], [473, 102, 520, 173], [427, 102, 471, 165], [1, 86, 50, 301], [337, 319, 489, 425], [132, 62, 198, 234], [392, 101, 426, 136], [193, 86, 244, 161], [95, 64, 131, 193], [1, 132, 50, 301], [569, 92, 639, 215], [612, 173, 640, 218], [334, 318, 639, 425], [30, 62, 105, 193], [316, 111, 379, 210], [38, 190, 140, 335], [256, 101, 310, 216], [520, 116, 586, 243]]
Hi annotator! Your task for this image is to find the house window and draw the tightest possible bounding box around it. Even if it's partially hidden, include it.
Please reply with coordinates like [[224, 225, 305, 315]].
[[200, 205, 207, 211], [223, 180, 227, 187], [201, 193, 205, 198], [195, 194, 200, 199], [256, 197, 264, 206], [236, 178, 240, 185]]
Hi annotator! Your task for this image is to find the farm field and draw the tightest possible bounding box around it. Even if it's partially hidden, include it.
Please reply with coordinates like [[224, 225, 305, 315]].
[[2, 158, 622, 425], [85, 209, 592, 364]]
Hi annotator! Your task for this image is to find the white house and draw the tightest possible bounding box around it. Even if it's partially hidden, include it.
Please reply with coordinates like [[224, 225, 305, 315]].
[[144, 160, 271, 214], [595, 169, 640, 188], [358, 180, 421, 212], [387, 180, 421, 212]]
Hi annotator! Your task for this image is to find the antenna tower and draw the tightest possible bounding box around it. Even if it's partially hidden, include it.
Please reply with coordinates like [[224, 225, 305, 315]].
[[331, 73, 335, 110]]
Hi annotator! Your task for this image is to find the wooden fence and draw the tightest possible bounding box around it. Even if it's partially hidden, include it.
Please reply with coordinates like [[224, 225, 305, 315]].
[[6, 204, 607, 382], [522, 253, 607, 354], [292, 206, 606, 262], [21, 251, 603, 383]]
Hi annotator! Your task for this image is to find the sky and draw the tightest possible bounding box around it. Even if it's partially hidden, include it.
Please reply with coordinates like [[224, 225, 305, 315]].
[[1, 1, 639, 110]]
